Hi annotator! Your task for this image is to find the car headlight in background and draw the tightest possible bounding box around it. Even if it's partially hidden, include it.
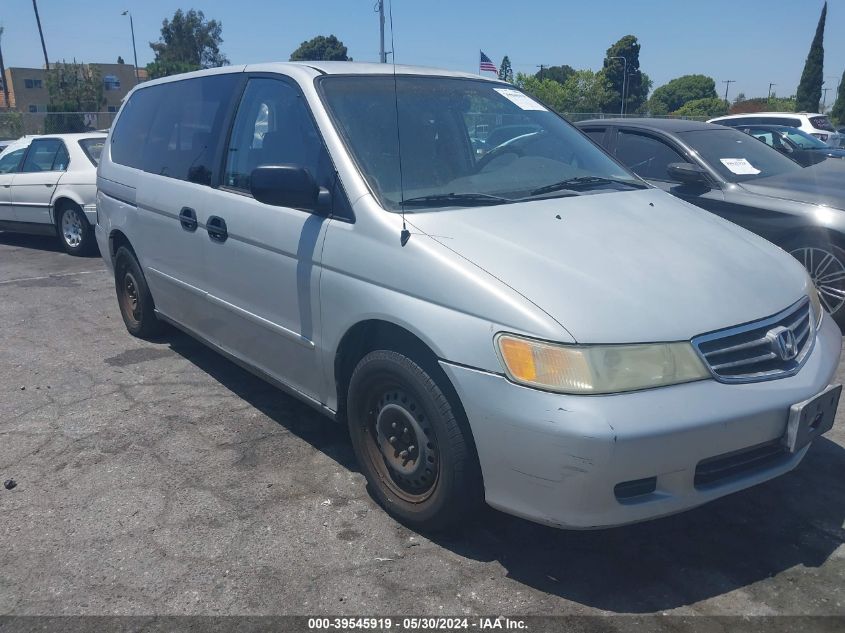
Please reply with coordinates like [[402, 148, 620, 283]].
[[496, 334, 710, 395]]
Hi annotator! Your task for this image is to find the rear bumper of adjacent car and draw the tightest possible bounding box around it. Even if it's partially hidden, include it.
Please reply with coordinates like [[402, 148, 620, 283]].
[[440, 314, 841, 529]]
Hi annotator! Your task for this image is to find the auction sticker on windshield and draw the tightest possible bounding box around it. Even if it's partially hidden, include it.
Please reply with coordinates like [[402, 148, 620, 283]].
[[494, 88, 548, 111], [719, 158, 761, 175]]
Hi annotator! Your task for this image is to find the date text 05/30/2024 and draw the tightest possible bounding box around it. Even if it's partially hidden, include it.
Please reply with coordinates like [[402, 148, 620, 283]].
[[307, 617, 527, 630]]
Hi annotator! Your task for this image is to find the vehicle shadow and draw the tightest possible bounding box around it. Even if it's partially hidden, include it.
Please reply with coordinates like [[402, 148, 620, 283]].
[[164, 329, 358, 473], [0, 231, 101, 256], [0, 232, 63, 253], [162, 327, 845, 613]]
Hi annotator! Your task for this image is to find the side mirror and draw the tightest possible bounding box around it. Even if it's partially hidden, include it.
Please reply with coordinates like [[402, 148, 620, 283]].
[[250, 165, 331, 213], [666, 162, 709, 185]]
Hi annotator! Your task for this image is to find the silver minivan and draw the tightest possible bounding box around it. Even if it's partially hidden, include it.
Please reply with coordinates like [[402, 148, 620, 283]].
[[96, 63, 842, 530]]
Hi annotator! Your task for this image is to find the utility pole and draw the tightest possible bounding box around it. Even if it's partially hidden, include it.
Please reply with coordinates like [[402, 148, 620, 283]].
[[121, 11, 139, 83], [822, 87, 831, 110], [375, 1, 386, 63], [32, 0, 49, 70], [536, 64, 545, 80], [768, 83, 776, 102], [722, 80, 736, 106], [0, 27, 10, 110]]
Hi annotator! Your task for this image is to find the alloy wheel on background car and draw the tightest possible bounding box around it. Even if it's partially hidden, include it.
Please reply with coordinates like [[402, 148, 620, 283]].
[[790, 246, 845, 319]]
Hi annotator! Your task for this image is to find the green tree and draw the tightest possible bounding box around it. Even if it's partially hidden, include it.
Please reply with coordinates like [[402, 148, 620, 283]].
[[117, 55, 125, 64], [498, 55, 513, 83], [515, 73, 568, 110], [290, 35, 351, 61], [672, 97, 728, 119], [647, 75, 717, 115], [147, 9, 228, 78], [45, 60, 105, 133], [517, 69, 612, 113], [831, 68, 845, 124], [599, 35, 647, 113], [535, 64, 575, 84], [796, 2, 826, 112]]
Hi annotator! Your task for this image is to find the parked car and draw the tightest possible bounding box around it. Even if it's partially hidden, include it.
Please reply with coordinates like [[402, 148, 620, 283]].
[[738, 124, 845, 166], [709, 112, 843, 147], [97, 63, 840, 531], [578, 118, 845, 327], [0, 132, 106, 255]]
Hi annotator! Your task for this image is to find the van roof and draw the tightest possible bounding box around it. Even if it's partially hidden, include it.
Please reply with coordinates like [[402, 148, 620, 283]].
[[135, 61, 501, 91], [270, 61, 494, 80]]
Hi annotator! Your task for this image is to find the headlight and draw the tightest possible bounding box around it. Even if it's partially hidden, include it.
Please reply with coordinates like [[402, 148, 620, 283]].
[[808, 281, 824, 327], [496, 334, 710, 394]]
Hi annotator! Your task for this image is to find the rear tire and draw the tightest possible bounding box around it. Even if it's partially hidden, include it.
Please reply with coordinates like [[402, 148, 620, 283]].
[[57, 203, 95, 256], [347, 350, 482, 531], [114, 246, 161, 339], [785, 236, 845, 330]]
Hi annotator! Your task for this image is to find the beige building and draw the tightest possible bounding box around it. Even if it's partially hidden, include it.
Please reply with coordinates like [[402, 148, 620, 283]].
[[1, 62, 146, 133]]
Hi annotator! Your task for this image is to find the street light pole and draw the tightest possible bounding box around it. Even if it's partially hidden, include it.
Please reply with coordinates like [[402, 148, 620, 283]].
[[122, 10, 139, 84], [607, 56, 627, 115]]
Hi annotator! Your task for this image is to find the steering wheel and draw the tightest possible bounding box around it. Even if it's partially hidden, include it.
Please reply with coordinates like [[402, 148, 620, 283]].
[[476, 132, 544, 172]]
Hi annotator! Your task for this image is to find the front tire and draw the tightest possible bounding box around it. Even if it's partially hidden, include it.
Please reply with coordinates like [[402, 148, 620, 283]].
[[347, 350, 482, 531], [787, 238, 845, 330], [114, 246, 161, 339], [57, 203, 95, 256]]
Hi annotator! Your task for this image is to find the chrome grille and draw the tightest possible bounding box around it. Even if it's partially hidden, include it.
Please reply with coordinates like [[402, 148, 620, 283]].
[[692, 298, 815, 383]]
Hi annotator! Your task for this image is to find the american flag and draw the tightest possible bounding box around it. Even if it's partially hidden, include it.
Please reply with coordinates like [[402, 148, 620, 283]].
[[479, 51, 498, 74]]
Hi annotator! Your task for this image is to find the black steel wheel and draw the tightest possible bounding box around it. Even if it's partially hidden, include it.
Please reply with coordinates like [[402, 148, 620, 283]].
[[347, 350, 481, 531], [114, 246, 161, 339]]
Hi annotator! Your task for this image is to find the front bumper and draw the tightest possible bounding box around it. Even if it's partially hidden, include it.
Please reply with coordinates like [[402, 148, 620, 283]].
[[441, 314, 841, 529]]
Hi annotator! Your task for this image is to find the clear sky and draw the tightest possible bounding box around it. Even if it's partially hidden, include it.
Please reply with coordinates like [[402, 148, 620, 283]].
[[1, 0, 843, 103]]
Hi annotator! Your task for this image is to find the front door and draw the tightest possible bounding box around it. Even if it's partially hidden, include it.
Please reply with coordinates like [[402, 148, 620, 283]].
[[202, 76, 333, 402], [10, 138, 69, 225]]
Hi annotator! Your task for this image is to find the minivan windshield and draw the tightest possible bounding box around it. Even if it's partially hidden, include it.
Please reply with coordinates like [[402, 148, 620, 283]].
[[678, 128, 802, 183], [319, 75, 642, 211]]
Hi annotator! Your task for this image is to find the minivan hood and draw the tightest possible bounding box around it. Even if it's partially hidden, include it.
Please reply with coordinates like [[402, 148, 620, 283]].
[[738, 160, 845, 210], [407, 189, 808, 343]]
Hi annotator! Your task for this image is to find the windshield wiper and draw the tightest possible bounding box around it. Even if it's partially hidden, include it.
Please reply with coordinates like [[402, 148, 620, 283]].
[[528, 176, 645, 197], [400, 192, 511, 207]]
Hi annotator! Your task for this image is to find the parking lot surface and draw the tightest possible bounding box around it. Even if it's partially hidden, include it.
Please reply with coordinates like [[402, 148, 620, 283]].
[[1, 232, 844, 616]]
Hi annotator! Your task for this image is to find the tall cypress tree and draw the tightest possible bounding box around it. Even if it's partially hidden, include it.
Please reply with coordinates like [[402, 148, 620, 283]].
[[831, 68, 845, 124], [796, 2, 827, 112]]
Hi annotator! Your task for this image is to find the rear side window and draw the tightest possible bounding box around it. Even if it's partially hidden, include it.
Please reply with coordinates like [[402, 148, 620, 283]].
[[809, 116, 834, 132], [21, 139, 66, 172], [771, 117, 802, 128], [79, 138, 105, 166], [111, 73, 240, 185]]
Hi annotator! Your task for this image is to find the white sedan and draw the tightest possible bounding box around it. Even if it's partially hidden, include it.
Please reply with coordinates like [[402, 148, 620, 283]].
[[0, 132, 106, 255]]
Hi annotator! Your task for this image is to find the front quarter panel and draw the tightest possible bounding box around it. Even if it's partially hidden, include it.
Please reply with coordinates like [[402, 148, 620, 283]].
[[318, 196, 570, 411]]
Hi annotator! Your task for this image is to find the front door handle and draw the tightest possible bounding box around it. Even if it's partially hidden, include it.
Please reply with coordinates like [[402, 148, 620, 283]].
[[179, 207, 198, 232], [206, 215, 228, 243]]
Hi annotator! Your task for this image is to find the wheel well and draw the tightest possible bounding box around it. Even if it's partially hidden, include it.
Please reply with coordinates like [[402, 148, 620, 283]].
[[109, 229, 135, 260], [334, 319, 482, 489], [51, 197, 80, 224], [335, 321, 454, 419]]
